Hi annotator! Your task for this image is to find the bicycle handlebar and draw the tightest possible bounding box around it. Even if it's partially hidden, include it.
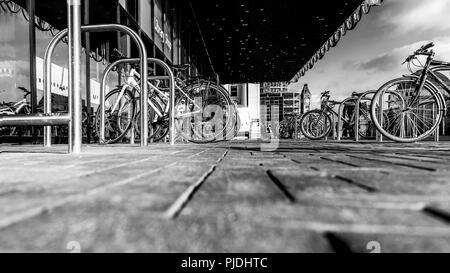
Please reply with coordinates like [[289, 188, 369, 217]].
[[403, 42, 436, 64], [416, 42, 435, 53]]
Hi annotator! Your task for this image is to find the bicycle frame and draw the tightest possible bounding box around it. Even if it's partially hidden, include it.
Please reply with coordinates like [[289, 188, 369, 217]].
[[111, 67, 203, 121], [408, 56, 450, 113]]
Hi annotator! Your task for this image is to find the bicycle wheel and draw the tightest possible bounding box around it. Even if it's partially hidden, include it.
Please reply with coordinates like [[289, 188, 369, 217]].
[[300, 110, 332, 140], [176, 81, 233, 144], [371, 77, 443, 143], [95, 88, 135, 144]]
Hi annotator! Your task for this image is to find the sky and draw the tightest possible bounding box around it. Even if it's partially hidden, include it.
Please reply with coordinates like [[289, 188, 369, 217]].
[[290, 0, 450, 108]]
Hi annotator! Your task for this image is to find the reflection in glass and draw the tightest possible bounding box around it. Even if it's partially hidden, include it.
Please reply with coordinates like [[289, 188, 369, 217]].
[[0, 6, 30, 103]]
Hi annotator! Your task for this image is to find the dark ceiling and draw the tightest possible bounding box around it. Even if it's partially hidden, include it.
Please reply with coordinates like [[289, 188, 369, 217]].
[[189, 0, 364, 83], [12, 0, 366, 84]]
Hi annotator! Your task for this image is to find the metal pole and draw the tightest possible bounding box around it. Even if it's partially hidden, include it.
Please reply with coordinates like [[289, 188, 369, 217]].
[[354, 96, 361, 142], [27, 0, 38, 142], [0, 115, 71, 126], [68, 0, 83, 154], [433, 103, 439, 142], [355, 91, 376, 142], [337, 101, 346, 141], [378, 91, 384, 142]]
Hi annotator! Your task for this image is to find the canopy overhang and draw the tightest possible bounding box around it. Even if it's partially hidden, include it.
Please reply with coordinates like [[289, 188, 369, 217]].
[[190, 0, 383, 83], [7, 0, 383, 84]]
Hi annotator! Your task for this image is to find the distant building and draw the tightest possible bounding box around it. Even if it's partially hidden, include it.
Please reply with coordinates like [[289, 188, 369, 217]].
[[300, 84, 311, 115], [260, 93, 284, 122], [260, 81, 301, 119], [223, 83, 261, 139]]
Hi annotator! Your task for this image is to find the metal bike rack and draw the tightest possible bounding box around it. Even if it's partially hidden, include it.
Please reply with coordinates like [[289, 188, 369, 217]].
[[43, 24, 149, 147], [337, 97, 358, 141], [100, 58, 176, 146], [354, 90, 380, 142], [0, 0, 82, 153]]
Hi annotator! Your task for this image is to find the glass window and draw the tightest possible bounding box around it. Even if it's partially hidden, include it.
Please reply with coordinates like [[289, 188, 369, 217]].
[[172, 1, 179, 64], [164, 0, 173, 62], [0, 3, 30, 103], [230, 86, 238, 97], [139, 0, 153, 39]]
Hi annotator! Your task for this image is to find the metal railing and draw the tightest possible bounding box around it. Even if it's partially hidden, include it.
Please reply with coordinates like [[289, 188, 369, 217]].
[[100, 58, 176, 146], [43, 23, 149, 148], [0, 0, 81, 153]]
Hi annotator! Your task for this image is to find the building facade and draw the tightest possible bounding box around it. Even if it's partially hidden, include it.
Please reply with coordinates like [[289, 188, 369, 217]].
[[223, 83, 261, 138], [0, 0, 212, 110], [260, 81, 301, 119], [260, 93, 283, 123]]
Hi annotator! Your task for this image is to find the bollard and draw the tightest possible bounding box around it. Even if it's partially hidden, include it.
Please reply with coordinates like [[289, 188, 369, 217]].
[[43, 24, 149, 147]]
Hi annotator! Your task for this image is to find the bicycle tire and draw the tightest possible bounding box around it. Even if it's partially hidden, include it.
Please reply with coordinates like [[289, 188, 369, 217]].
[[176, 81, 234, 144], [300, 109, 332, 140], [95, 88, 135, 144]]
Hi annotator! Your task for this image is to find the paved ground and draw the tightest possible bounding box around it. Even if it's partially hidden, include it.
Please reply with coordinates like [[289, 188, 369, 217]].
[[0, 140, 449, 253]]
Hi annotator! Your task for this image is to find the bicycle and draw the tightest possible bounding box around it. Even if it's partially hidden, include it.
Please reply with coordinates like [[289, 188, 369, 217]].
[[155, 67, 237, 144], [370, 42, 448, 143], [95, 49, 236, 144], [279, 114, 302, 139], [300, 91, 373, 140], [0, 87, 32, 137]]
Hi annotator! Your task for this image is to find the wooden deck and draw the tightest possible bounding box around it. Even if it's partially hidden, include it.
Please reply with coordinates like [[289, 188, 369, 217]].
[[0, 140, 449, 253]]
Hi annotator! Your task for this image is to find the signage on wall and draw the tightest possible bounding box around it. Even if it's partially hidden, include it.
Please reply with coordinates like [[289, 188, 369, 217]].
[[154, 18, 172, 51]]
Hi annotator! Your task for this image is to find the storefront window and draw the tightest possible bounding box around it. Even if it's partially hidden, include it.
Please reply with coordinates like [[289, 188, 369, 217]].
[[0, 3, 30, 103], [120, 0, 139, 21], [154, 0, 163, 51], [139, 0, 153, 39]]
